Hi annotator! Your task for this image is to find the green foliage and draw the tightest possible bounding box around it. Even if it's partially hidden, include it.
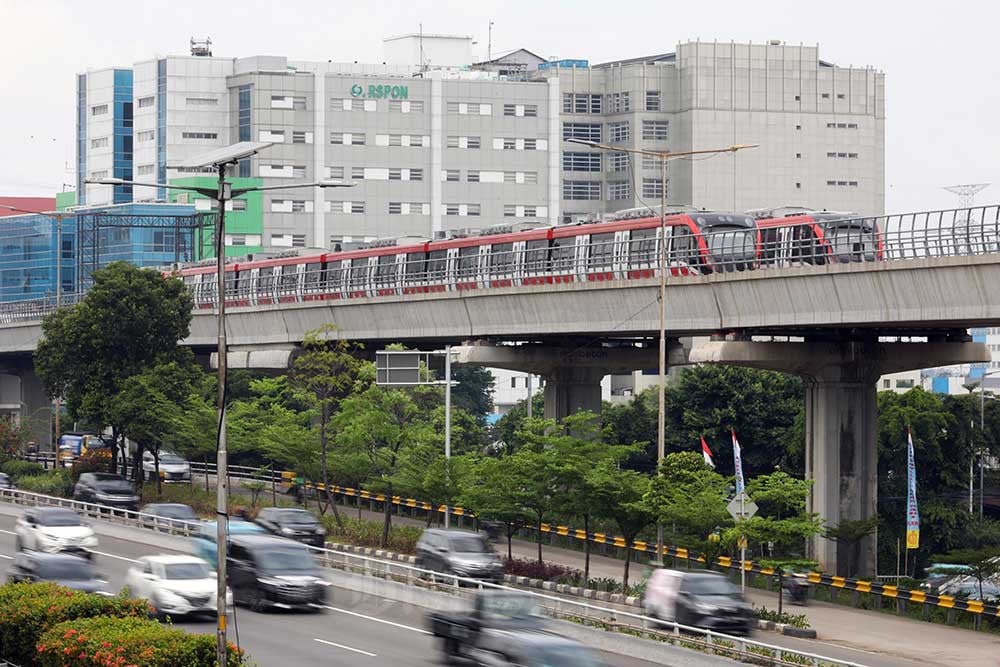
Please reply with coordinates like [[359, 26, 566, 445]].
[[320, 516, 423, 554], [17, 470, 73, 497], [69, 451, 110, 482], [0, 418, 32, 459], [0, 582, 150, 666], [37, 616, 245, 667], [227, 376, 317, 476], [647, 452, 730, 543], [1, 459, 45, 479], [491, 393, 544, 453], [34, 262, 193, 443], [450, 366, 495, 420], [588, 460, 653, 586], [753, 605, 811, 629]]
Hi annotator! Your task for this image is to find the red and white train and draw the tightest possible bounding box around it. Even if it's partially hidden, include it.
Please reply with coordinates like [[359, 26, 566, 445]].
[[173, 207, 882, 309]]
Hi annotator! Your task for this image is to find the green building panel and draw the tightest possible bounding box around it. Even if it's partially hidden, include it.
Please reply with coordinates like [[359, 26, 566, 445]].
[[55, 191, 77, 211], [169, 177, 264, 258]]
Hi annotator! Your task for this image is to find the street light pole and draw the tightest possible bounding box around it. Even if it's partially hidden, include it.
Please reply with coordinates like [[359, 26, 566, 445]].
[[444, 344, 452, 530], [564, 138, 756, 565]]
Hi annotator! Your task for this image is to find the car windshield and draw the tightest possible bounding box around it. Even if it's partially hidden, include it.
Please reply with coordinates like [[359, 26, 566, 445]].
[[151, 505, 197, 520], [159, 454, 186, 464], [163, 562, 210, 579], [684, 575, 740, 596], [256, 548, 316, 573], [37, 511, 81, 527], [275, 510, 318, 525], [37, 559, 95, 580], [480, 595, 541, 620], [449, 535, 488, 553], [705, 226, 756, 262], [527, 646, 602, 667], [93, 475, 132, 491]]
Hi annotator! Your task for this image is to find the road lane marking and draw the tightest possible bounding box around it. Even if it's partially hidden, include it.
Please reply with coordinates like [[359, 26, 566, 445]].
[[315, 604, 431, 635], [0, 554, 11, 560], [313, 638, 377, 657], [91, 550, 139, 563]]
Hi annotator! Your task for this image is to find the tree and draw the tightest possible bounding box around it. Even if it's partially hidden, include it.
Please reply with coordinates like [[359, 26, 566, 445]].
[[590, 462, 653, 587], [450, 366, 495, 421], [395, 447, 474, 527], [0, 418, 31, 460], [334, 385, 434, 547], [461, 456, 531, 560], [934, 548, 1000, 602], [492, 393, 544, 454], [34, 262, 193, 475], [823, 517, 880, 578], [647, 452, 731, 546], [291, 325, 368, 526]]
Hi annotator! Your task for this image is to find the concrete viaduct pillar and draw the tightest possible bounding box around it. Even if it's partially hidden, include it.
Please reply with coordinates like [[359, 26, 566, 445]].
[[0, 368, 53, 452], [690, 339, 989, 577], [453, 343, 688, 421]]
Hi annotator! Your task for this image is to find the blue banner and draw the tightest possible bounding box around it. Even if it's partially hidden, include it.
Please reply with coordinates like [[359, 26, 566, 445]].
[[906, 429, 920, 549], [731, 430, 746, 495]]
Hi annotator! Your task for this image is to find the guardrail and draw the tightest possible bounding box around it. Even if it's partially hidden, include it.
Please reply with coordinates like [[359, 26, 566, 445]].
[[0, 486, 861, 667], [22, 452, 1000, 629]]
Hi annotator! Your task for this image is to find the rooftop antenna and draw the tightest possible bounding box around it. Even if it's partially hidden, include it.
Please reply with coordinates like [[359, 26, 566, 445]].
[[419, 23, 427, 72], [488, 20, 494, 62], [190, 37, 212, 57]]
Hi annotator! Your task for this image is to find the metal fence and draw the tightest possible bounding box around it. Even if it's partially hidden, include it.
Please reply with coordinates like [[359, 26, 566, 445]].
[[0, 485, 862, 667]]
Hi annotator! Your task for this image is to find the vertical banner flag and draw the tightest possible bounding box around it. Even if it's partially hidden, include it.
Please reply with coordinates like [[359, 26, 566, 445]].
[[701, 436, 715, 468], [906, 429, 920, 549], [731, 429, 746, 495]]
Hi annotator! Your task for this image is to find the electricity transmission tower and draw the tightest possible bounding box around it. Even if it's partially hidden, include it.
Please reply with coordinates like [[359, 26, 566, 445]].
[[943, 183, 990, 209]]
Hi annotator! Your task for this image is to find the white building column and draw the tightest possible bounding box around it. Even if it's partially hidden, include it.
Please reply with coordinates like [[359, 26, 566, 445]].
[[546, 77, 561, 226], [430, 73, 444, 236], [313, 69, 327, 247]]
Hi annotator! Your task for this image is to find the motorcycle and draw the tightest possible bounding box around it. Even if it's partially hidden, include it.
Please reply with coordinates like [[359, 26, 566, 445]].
[[782, 576, 810, 605]]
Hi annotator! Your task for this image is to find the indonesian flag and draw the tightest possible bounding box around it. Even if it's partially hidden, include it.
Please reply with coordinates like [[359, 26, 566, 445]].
[[731, 429, 746, 495], [701, 436, 715, 468]]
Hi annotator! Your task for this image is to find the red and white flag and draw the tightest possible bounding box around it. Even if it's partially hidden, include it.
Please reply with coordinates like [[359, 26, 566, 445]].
[[701, 436, 715, 468]]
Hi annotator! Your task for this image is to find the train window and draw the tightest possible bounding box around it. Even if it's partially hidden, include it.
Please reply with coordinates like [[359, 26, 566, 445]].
[[457, 247, 479, 279], [792, 226, 818, 263], [551, 238, 575, 272], [349, 258, 369, 290], [304, 262, 323, 291], [376, 255, 397, 285], [760, 229, 779, 260], [588, 233, 615, 269], [182, 275, 196, 287], [489, 243, 514, 275], [327, 262, 345, 291], [259, 268, 275, 293], [524, 240, 549, 273], [426, 250, 448, 281], [404, 253, 426, 283], [278, 267, 298, 294], [628, 229, 657, 267], [224, 271, 236, 297], [673, 229, 697, 264]]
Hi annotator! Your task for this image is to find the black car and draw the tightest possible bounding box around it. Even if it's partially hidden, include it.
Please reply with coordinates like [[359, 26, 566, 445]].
[[140, 503, 200, 531], [0, 472, 14, 490], [253, 507, 326, 547], [415, 529, 504, 584], [227, 535, 329, 611], [6, 552, 109, 594], [74, 472, 140, 511]]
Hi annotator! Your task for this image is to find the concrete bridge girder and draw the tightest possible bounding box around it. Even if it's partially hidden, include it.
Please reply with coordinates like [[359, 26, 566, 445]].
[[689, 340, 990, 577]]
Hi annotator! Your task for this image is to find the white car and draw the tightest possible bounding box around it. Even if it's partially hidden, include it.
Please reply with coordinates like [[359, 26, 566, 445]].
[[125, 555, 232, 617], [142, 451, 192, 483], [15, 508, 98, 559]]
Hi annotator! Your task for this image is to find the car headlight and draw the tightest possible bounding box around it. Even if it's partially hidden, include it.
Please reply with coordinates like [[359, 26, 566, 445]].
[[280, 527, 295, 535], [314, 527, 325, 535], [694, 602, 719, 614]]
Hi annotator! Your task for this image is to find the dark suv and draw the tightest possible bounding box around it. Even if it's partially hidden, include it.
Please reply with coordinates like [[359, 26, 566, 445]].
[[73, 473, 139, 511], [253, 507, 326, 547], [415, 529, 504, 584], [227, 535, 328, 611]]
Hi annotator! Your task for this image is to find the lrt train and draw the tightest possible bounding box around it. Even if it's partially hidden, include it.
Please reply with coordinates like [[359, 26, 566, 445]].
[[173, 207, 880, 309]]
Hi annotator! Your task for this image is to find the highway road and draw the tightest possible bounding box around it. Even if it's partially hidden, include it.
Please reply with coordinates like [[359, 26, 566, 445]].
[[0, 506, 715, 667]]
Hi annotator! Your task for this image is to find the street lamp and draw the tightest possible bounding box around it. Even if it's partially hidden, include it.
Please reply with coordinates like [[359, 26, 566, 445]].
[[566, 138, 757, 564], [90, 141, 354, 667]]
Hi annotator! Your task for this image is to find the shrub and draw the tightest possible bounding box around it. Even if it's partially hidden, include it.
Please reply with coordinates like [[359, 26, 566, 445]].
[[321, 516, 422, 554], [0, 583, 150, 666], [37, 616, 245, 667], [503, 557, 582, 582], [70, 451, 110, 483], [17, 469, 74, 497], [753, 605, 810, 629], [1, 460, 45, 479]]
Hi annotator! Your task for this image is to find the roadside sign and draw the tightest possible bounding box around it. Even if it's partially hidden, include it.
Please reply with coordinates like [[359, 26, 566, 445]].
[[727, 491, 758, 522]]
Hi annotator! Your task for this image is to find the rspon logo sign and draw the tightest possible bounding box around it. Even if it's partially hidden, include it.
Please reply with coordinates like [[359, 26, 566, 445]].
[[351, 83, 409, 99]]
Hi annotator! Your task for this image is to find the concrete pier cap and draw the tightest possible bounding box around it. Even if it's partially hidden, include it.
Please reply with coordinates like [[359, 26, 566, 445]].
[[689, 338, 989, 577]]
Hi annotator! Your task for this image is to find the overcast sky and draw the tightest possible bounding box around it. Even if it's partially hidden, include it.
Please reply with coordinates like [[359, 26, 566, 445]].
[[2, 0, 997, 213]]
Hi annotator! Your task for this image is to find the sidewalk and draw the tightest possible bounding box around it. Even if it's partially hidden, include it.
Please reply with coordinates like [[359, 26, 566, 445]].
[[326, 498, 997, 667]]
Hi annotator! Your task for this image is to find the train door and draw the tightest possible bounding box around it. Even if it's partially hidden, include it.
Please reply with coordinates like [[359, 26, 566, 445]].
[[522, 239, 550, 285], [326, 259, 348, 300], [425, 249, 448, 292], [585, 232, 615, 282], [626, 228, 658, 279], [488, 242, 515, 288], [612, 231, 629, 279], [403, 251, 427, 294], [374, 254, 397, 297], [455, 246, 480, 291], [347, 258, 370, 298], [790, 225, 822, 265], [276, 265, 299, 303], [550, 236, 575, 284], [303, 261, 324, 301]]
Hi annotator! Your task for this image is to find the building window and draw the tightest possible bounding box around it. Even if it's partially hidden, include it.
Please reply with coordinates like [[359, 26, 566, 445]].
[[445, 169, 460, 182], [137, 130, 155, 142], [292, 131, 311, 144], [330, 132, 365, 145], [90, 170, 108, 179], [563, 152, 602, 172], [503, 103, 538, 117], [641, 120, 668, 141], [794, 95, 801, 101], [292, 165, 306, 178], [351, 167, 365, 180], [609, 122, 629, 143], [502, 138, 516, 150], [821, 93, 830, 99], [837, 93, 846, 99], [641, 155, 661, 171], [645, 90, 661, 112], [388, 202, 402, 214], [468, 204, 481, 216], [444, 204, 481, 216], [388, 168, 402, 180], [562, 123, 601, 142], [136, 164, 154, 175], [186, 97, 217, 106], [795, 182, 801, 189], [796, 153, 802, 158], [642, 178, 664, 198], [446, 102, 492, 115], [606, 92, 630, 113], [562, 93, 601, 114], [523, 138, 537, 150], [467, 170, 480, 182], [181, 131, 218, 140], [137, 96, 154, 108], [90, 137, 109, 149], [272, 95, 306, 110], [91, 104, 108, 116], [447, 136, 480, 149], [563, 181, 601, 200], [232, 199, 247, 211], [608, 181, 630, 200], [388, 99, 424, 112], [609, 152, 630, 172], [325, 166, 343, 179], [848, 152, 858, 158]]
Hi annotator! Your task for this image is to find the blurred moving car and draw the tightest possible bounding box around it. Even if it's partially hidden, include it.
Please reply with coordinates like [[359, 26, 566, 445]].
[[7, 551, 109, 594], [228, 535, 329, 611], [142, 450, 192, 483], [125, 555, 231, 617], [191, 519, 267, 567], [415, 529, 504, 584], [73, 472, 140, 511], [643, 569, 754, 635], [14, 507, 98, 558], [140, 503, 200, 531], [428, 590, 604, 665], [0, 472, 14, 490], [922, 563, 973, 593], [253, 507, 326, 547], [938, 575, 1000, 601]]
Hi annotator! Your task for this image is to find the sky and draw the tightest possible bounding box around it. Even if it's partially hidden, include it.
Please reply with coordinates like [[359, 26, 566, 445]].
[[2, 0, 998, 213]]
